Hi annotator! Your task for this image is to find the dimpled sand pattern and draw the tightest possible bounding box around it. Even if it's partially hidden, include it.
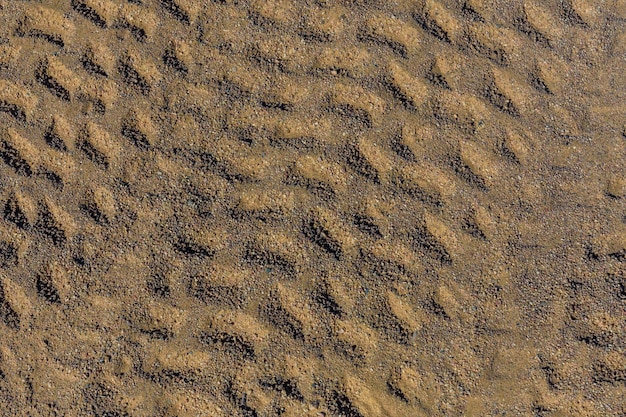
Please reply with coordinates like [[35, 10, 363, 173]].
[[0, 0, 625, 416]]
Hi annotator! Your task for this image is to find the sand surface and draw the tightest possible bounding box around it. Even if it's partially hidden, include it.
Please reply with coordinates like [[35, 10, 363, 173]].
[[0, 0, 625, 415]]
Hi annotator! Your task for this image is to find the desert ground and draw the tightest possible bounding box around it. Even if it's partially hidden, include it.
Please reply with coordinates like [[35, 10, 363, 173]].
[[0, 0, 625, 416]]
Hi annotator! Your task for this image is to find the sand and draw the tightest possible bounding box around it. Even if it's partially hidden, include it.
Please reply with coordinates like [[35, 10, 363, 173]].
[[0, 0, 625, 415]]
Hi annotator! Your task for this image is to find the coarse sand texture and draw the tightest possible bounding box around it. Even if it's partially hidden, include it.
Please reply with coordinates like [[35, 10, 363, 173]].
[[0, 0, 625, 416]]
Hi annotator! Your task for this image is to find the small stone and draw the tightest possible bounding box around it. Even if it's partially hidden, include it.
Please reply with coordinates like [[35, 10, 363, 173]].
[[607, 177, 626, 198]]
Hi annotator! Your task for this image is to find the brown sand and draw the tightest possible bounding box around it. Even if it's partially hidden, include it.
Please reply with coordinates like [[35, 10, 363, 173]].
[[0, 0, 625, 415]]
